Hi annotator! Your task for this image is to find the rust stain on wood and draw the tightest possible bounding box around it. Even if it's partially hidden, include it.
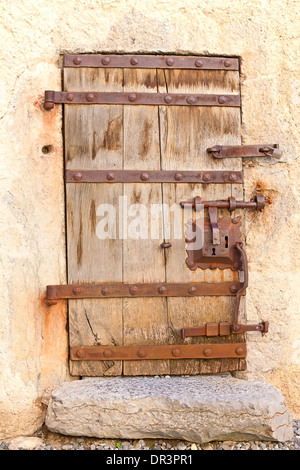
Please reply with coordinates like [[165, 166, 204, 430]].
[[103, 115, 122, 151]]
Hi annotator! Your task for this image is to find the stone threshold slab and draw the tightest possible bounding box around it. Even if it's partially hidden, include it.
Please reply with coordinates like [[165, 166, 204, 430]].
[[45, 376, 294, 443]]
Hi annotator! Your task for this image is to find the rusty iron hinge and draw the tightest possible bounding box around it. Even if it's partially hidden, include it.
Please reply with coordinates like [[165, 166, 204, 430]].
[[64, 54, 239, 70], [66, 169, 244, 184], [207, 144, 282, 160], [70, 343, 246, 361], [45, 281, 244, 305], [44, 90, 240, 110]]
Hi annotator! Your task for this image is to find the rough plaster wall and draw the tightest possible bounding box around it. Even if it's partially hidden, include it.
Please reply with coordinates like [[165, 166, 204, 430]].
[[0, 0, 299, 438]]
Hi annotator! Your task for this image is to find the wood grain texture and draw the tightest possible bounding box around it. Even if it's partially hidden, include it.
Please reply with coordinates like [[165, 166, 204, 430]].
[[122, 69, 169, 375], [157, 68, 245, 374], [65, 68, 124, 376]]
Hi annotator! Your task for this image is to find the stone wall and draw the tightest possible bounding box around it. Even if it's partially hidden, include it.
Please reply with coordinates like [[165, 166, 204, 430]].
[[0, 0, 299, 438]]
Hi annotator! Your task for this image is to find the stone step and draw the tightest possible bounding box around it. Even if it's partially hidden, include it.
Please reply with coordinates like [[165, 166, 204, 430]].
[[45, 375, 294, 443]]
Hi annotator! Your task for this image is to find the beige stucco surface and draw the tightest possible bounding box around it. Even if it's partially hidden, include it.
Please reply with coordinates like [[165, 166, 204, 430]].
[[0, 0, 299, 438]]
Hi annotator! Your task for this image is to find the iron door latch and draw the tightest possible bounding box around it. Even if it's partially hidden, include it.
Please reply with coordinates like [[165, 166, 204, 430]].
[[207, 144, 282, 159]]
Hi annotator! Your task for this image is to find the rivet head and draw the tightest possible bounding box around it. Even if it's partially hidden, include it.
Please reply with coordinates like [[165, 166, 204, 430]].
[[158, 286, 167, 294], [188, 286, 196, 294], [130, 57, 139, 65], [236, 347, 244, 356], [66, 93, 74, 101], [229, 173, 237, 182], [103, 349, 112, 358], [187, 261, 195, 269], [210, 264, 217, 270], [230, 285, 239, 293], [101, 287, 110, 296], [73, 56, 82, 65], [232, 217, 240, 224], [107, 172, 115, 181], [76, 348, 86, 359], [175, 172, 183, 181], [187, 95, 197, 105], [101, 57, 111, 65], [195, 59, 203, 68], [128, 93, 137, 102], [203, 172, 212, 182], [224, 60, 232, 67], [172, 348, 181, 357], [73, 287, 81, 295], [218, 95, 227, 104], [166, 57, 174, 66], [141, 172, 149, 181], [137, 349, 146, 358], [164, 94, 173, 104], [204, 348, 213, 357], [129, 285, 138, 295], [73, 172, 82, 181], [86, 93, 95, 102]]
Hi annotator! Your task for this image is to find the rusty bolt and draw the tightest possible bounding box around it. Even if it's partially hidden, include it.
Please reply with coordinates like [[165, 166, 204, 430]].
[[129, 285, 138, 295], [187, 95, 197, 105], [101, 287, 110, 296], [195, 59, 203, 68], [107, 172, 115, 181], [103, 349, 112, 358], [236, 347, 244, 356], [204, 348, 213, 357], [188, 286, 196, 294], [137, 349, 146, 358], [73, 56, 82, 65], [203, 173, 212, 182], [229, 173, 237, 183], [73, 287, 81, 295], [86, 93, 95, 102], [166, 57, 174, 66], [164, 94, 173, 104], [218, 96, 227, 104], [175, 172, 183, 181], [224, 60, 232, 67], [128, 93, 137, 102], [101, 57, 111, 65], [73, 172, 82, 181], [130, 57, 139, 65], [66, 93, 74, 101], [230, 285, 239, 294], [141, 172, 149, 181], [210, 264, 217, 270], [172, 348, 181, 357], [76, 348, 86, 359], [233, 325, 241, 332], [158, 286, 167, 294]]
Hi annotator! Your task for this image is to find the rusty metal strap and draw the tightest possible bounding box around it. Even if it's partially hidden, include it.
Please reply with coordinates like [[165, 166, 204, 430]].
[[44, 91, 240, 109], [207, 144, 281, 159], [66, 170, 244, 184], [45, 282, 244, 305], [70, 343, 246, 361], [64, 54, 239, 70], [181, 321, 269, 338]]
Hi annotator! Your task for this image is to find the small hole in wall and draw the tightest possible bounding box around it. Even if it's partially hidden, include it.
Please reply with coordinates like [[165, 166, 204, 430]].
[[42, 145, 53, 155], [212, 248, 216, 256]]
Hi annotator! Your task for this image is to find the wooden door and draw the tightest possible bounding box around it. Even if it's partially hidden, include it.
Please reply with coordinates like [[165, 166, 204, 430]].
[[63, 55, 246, 376]]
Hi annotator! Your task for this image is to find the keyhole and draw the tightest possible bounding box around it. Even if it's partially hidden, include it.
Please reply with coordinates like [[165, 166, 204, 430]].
[[212, 248, 216, 256], [225, 236, 228, 248]]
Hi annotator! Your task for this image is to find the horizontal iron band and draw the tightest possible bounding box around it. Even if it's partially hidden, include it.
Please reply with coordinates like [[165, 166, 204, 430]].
[[44, 91, 240, 108], [46, 282, 244, 304], [70, 343, 246, 361], [207, 144, 280, 159], [64, 54, 239, 70], [66, 170, 244, 184]]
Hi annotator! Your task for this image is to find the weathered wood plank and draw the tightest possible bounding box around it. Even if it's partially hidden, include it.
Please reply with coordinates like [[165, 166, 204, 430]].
[[157, 68, 245, 374], [65, 68, 124, 376], [122, 69, 170, 375]]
